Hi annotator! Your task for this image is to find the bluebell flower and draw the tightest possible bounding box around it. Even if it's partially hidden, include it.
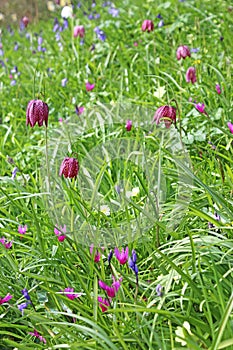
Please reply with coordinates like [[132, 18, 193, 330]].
[[129, 249, 138, 277], [14, 42, 19, 51], [190, 47, 200, 53], [156, 284, 163, 297], [157, 14, 162, 19], [61, 78, 68, 87], [158, 20, 164, 27], [10, 80, 17, 86], [18, 301, 30, 314], [94, 27, 106, 41], [21, 288, 31, 301], [107, 250, 113, 264], [108, 7, 119, 17], [38, 36, 43, 45], [11, 167, 18, 179], [63, 19, 69, 29]]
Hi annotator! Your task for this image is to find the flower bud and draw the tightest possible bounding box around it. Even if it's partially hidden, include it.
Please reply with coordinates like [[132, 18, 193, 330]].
[[141, 19, 154, 32], [74, 25, 85, 38]]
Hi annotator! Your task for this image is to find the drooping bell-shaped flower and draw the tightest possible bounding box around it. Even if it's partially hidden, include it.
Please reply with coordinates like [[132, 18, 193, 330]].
[[59, 157, 79, 178], [153, 105, 176, 128], [176, 45, 191, 60], [26, 99, 49, 127], [186, 67, 197, 84], [141, 19, 154, 32]]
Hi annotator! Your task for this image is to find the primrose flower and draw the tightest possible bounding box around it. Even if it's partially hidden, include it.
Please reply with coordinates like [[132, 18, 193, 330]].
[[99, 276, 122, 298], [18, 225, 27, 235], [215, 84, 221, 94], [125, 119, 132, 131], [29, 330, 46, 344], [227, 122, 233, 134], [74, 25, 85, 38], [54, 224, 67, 242], [186, 67, 197, 84], [141, 19, 154, 32], [26, 99, 49, 128], [114, 247, 129, 265], [98, 296, 111, 312], [63, 287, 80, 300], [176, 45, 191, 60], [0, 293, 13, 305], [59, 157, 79, 178], [195, 103, 206, 114], [153, 105, 176, 128]]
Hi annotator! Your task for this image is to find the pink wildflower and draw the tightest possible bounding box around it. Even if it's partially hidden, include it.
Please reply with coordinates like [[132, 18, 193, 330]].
[[215, 84, 221, 94], [153, 105, 176, 128], [176, 45, 191, 60], [0, 293, 13, 305], [59, 157, 79, 178], [99, 276, 122, 298], [0, 237, 13, 249], [63, 287, 81, 300], [114, 247, 129, 265], [227, 122, 233, 134], [97, 296, 111, 312], [141, 19, 154, 32], [90, 244, 101, 262], [18, 225, 27, 235], [29, 330, 46, 344], [54, 224, 66, 242], [125, 120, 132, 131], [186, 67, 197, 84], [86, 82, 95, 91], [26, 99, 49, 128]]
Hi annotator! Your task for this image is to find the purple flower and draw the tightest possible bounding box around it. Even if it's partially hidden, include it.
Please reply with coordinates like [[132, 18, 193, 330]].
[[94, 27, 106, 41], [108, 7, 119, 17], [125, 119, 132, 131], [0, 237, 13, 249], [54, 224, 67, 242], [63, 19, 69, 29], [114, 247, 129, 265], [59, 157, 79, 178], [10, 80, 16, 86], [129, 249, 138, 277], [0, 293, 13, 305], [90, 244, 101, 262], [12, 167, 19, 179], [18, 225, 27, 235], [141, 19, 154, 32], [99, 276, 122, 298], [157, 14, 162, 19], [29, 330, 46, 344], [14, 42, 19, 51], [191, 47, 200, 53], [153, 105, 177, 128], [18, 301, 30, 315], [195, 103, 206, 114], [75, 106, 85, 115], [227, 122, 233, 134], [86, 82, 95, 91], [158, 20, 164, 28], [63, 287, 80, 300], [38, 36, 43, 45], [215, 84, 221, 94], [26, 99, 49, 128], [61, 78, 68, 87], [108, 250, 113, 264], [98, 296, 111, 312], [176, 45, 191, 60], [156, 284, 163, 297], [21, 288, 30, 301], [186, 67, 197, 84]]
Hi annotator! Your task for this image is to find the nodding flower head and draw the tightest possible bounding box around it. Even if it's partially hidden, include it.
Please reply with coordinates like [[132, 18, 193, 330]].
[[59, 157, 79, 178], [26, 99, 49, 128], [153, 105, 176, 128], [176, 45, 191, 60], [141, 19, 154, 32], [74, 25, 85, 38], [186, 67, 197, 84]]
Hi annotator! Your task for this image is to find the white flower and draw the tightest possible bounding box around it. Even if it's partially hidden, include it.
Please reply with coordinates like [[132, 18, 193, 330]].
[[126, 187, 140, 198], [175, 321, 192, 346], [61, 6, 73, 19], [100, 205, 110, 216]]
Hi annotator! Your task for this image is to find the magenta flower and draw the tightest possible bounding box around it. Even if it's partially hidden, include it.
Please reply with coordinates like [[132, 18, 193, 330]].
[[75, 106, 85, 115], [153, 105, 176, 128], [29, 330, 46, 344], [215, 84, 221, 94], [99, 276, 122, 298], [141, 19, 154, 32], [176, 45, 191, 60], [186, 67, 197, 84], [97, 296, 111, 312], [22, 16, 29, 27], [0, 237, 13, 249], [125, 120, 132, 131], [86, 82, 95, 91], [54, 224, 67, 242], [63, 287, 80, 300], [227, 122, 233, 134], [59, 157, 79, 178], [26, 99, 49, 128], [74, 25, 85, 38], [114, 247, 129, 265], [0, 293, 13, 305], [18, 225, 27, 235], [90, 244, 101, 262], [195, 103, 206, 114]]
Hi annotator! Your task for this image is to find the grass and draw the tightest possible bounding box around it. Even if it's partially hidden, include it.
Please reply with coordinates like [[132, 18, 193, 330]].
[[0, 0, 233, 349]]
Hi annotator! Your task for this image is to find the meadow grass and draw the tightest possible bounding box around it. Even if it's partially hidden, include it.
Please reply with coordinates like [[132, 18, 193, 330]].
[[0, 0, 233, 349]]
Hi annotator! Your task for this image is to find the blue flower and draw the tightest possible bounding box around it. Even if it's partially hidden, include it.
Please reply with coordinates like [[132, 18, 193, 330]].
[[129, 249, 138, 276], [21, 288, 31, 301], [18, 301, 30, 315], [156, 284, 163, 297]]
